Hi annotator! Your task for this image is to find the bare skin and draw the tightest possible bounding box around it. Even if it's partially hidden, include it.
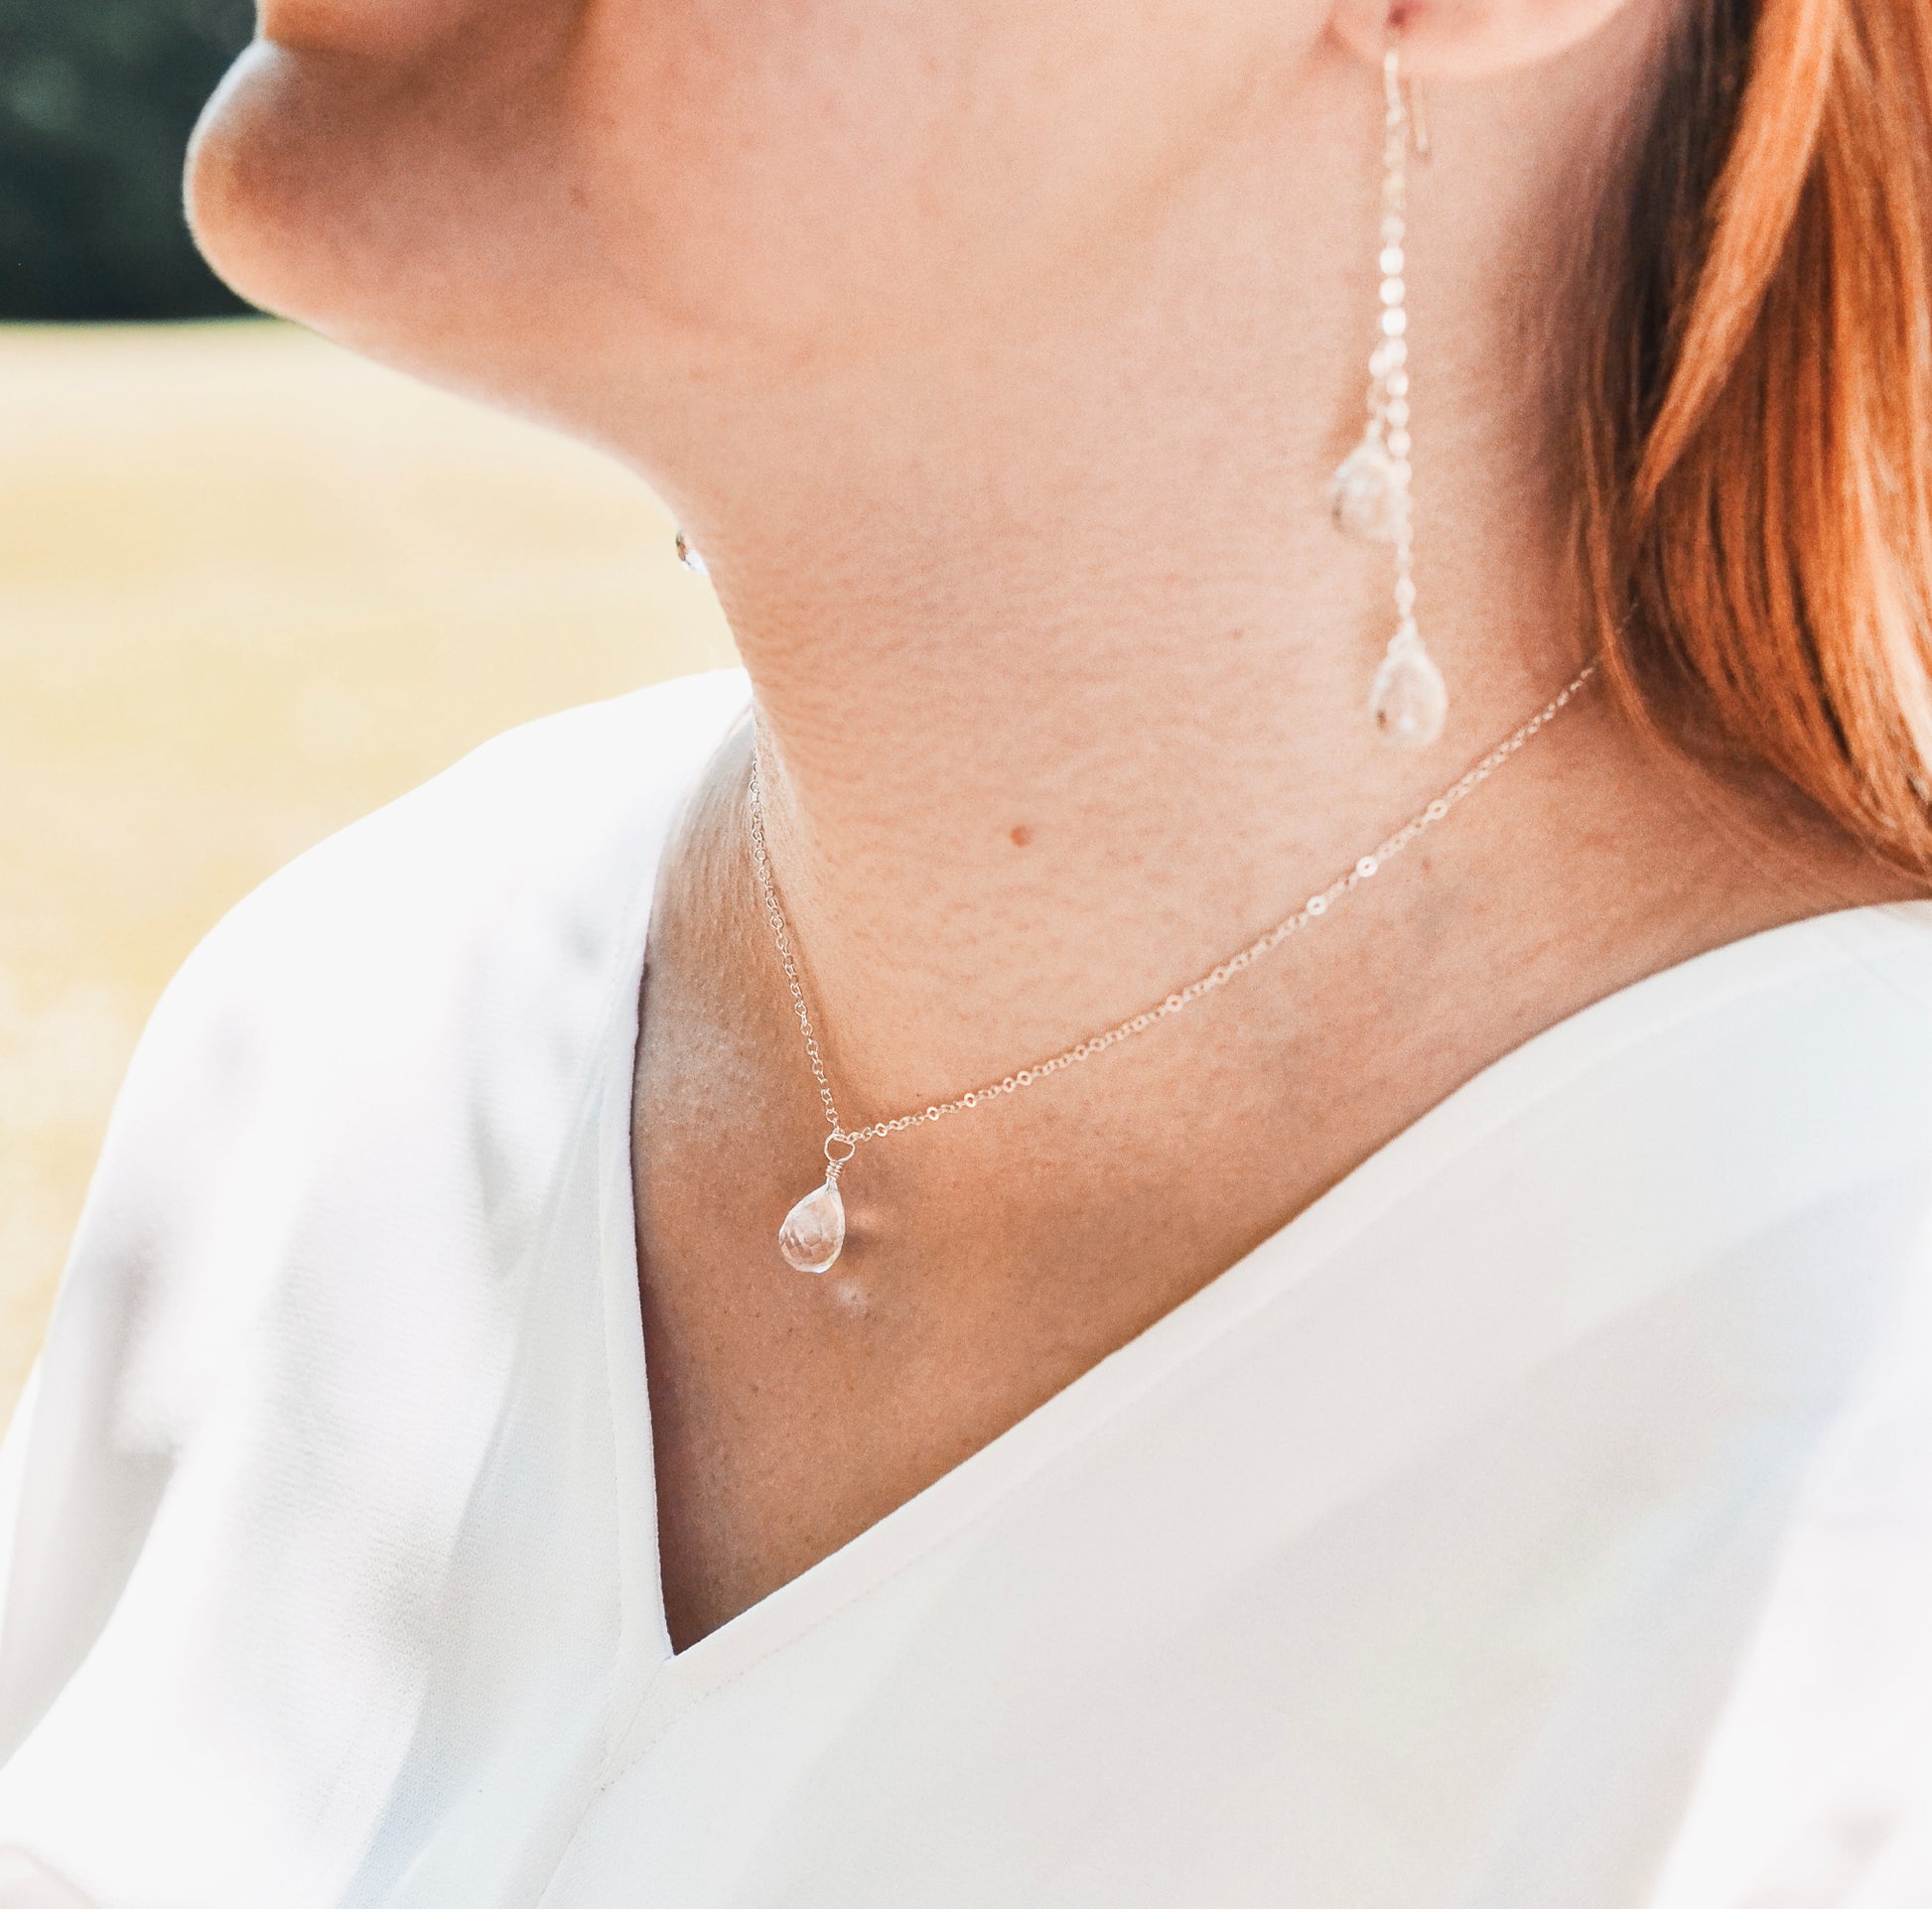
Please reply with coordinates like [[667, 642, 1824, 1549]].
[[187, 0, 1919, 1652]]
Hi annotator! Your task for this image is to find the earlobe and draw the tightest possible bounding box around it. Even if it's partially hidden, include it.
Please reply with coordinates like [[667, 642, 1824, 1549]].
[[1329, 0, 1647, 78]]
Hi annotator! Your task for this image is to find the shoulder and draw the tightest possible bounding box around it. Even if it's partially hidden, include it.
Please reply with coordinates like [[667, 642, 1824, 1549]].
[[28, 664, 749, 1476], [133, 665, 749, 1111], [0, 671, 750, 1850], [121, 662, 748, 1186], [42, 660, 747, 1384], [197, 664, 750, 985]]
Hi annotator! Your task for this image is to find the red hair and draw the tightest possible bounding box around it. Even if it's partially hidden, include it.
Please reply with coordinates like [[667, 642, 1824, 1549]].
[[1583, 0, 1932, 867]]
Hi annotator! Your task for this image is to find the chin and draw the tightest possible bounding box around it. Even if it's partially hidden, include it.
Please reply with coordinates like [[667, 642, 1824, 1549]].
[[186, 27, 596, 394], [180, 4, 1097, 454], [188, 43, 409, 336]]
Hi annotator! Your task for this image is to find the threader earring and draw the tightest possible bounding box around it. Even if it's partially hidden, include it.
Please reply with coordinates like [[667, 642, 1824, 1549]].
[[1329, 40, 1448, 749]]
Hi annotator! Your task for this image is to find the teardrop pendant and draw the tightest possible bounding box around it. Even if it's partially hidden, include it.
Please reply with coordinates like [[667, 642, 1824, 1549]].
[[778, 1175, 846, 1275]]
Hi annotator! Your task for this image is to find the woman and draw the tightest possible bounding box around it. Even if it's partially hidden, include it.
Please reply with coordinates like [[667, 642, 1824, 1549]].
[[2, 0, 1930, 1900]]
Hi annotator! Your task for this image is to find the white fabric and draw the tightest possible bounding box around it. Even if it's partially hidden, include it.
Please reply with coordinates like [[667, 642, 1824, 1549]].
[[3, 666, 1932, 1907]]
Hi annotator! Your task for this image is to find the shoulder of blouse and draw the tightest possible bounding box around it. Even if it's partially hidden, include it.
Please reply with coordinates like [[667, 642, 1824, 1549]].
[[177, 665, 751, 1001], [114, 659, 752, 1174], [0, 667, 750, 1753], [0, 667, 749, 1788]]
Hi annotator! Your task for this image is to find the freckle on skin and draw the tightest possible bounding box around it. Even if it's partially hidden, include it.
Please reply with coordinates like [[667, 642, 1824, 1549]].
[[1010, 824, 1034, 848]]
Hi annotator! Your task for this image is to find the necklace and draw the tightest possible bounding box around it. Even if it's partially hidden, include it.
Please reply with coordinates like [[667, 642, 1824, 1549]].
[[748, 662, 1596, 1275]]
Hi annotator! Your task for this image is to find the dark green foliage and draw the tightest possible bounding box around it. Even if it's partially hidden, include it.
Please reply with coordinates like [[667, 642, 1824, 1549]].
[[1, 0, 255, 320]]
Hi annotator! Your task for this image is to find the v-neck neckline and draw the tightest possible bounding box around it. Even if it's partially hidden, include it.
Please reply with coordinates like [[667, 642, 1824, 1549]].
[[586, 694, 1928, 1775]]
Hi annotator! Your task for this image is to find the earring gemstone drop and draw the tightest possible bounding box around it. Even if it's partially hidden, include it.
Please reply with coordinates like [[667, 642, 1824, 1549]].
[[778, 1175, 846, 1275], [1332, 42, 1449, 749], [1369, 632, 1448, 748], [675, 528, 709, 576], [1329, 437, 1406, 542]]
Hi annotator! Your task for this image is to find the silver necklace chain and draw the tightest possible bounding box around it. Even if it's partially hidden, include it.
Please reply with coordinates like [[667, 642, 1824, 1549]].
[[748, 661, 1596, 1168]]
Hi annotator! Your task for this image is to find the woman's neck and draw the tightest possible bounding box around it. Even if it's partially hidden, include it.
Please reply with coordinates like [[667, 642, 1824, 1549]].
[[731, 499, 1587, 1126], [670, 135, 1589, 1117], [625, 17, 1885, 1136]]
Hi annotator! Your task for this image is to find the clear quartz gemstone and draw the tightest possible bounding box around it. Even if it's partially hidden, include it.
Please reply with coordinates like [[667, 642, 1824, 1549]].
[[675, 528, 709, 576], [1370, 640, 1449, 748], [1328, 438, 1407, 542], [778, 1176, 846, 1275]]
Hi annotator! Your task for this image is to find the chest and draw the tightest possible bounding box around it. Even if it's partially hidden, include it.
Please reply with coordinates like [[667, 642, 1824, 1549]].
[[630, 1114, 1260, 1650]]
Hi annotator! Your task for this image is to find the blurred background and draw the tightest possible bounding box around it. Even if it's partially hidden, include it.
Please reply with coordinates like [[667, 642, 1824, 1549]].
[[0, 1, 734, 1429]]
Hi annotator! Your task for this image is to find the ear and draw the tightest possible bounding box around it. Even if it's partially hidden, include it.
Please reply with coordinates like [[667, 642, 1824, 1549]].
[[1329, 0, 1649, 77]]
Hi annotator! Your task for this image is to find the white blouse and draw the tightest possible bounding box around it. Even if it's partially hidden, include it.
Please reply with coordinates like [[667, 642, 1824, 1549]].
[[3, 667, 1932, 1908]]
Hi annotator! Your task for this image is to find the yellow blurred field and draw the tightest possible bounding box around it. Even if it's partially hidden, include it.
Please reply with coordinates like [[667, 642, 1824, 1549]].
[[0, 321, 734, 1429]]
